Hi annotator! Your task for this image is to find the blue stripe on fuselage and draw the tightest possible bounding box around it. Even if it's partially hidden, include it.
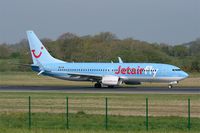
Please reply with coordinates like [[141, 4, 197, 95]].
[[31, 65, 40, 72]]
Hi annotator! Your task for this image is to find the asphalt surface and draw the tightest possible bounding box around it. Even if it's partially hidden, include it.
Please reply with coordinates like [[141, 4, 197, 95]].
[[0, 86, 199, 94]]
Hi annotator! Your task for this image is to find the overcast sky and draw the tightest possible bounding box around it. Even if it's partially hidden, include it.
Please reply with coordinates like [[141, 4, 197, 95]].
[[0, 0, 199, 44]]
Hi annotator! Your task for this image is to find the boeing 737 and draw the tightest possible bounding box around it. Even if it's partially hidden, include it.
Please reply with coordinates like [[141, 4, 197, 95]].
[[26, 31, 189, 88]]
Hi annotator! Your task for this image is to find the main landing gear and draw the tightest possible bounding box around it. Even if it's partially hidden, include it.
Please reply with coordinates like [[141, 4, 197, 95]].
[[108, 85, 114, 88], [94, 83, 115, 88], [94, 82, 102, 88]]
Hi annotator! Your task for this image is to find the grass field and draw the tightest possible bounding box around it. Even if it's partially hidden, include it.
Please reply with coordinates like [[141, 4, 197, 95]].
[[0, 113, 200, 133], [0, 92, 199, 133], [0, 72, 92, 86], [0, 72, 200, 87], [0, 72, 200, 132]]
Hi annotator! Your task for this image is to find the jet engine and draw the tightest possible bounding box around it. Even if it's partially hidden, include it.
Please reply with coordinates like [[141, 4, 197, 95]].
[[123, 80, 141, 85], [102, 76, 122, 86]]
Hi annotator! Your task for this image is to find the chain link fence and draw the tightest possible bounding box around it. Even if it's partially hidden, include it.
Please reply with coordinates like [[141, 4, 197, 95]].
[[0, 95, 199, 131]]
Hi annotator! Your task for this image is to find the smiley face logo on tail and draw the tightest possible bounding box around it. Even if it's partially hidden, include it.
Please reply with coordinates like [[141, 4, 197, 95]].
[[31, 47, 43, 58]]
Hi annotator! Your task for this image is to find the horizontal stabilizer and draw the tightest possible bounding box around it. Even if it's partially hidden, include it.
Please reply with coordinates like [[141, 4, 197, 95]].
[[38, 70, 44, 75]]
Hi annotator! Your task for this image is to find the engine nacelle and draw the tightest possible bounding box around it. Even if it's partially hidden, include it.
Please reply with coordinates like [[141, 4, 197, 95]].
[[124, 80, 141, 85], [169, 81, 178, 84], [102, 76, 121, 86]]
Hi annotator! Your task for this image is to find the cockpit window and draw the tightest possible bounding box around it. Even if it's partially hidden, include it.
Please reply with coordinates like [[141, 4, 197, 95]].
[[172, 69, 181, 71]]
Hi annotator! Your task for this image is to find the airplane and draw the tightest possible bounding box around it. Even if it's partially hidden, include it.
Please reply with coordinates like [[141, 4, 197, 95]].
[[26, 31, 189, 88]]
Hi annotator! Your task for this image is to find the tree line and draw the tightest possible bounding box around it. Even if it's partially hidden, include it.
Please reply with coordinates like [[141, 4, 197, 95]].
[[0, 32, 200, 72]]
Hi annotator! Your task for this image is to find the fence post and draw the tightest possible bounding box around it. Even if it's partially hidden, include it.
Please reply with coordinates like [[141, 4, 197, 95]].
[[105, 97, 108, 130], [188, 98, 191, 130], [146, 97, 148, 131], [66, 96, 69, 129], [28, 96, 31, 129]]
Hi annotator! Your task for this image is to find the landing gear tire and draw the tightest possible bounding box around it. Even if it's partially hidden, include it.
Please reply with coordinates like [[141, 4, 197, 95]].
[[108, 85, 114, 88], [94, 83, 102, 88], [168, 85, 173, 89]]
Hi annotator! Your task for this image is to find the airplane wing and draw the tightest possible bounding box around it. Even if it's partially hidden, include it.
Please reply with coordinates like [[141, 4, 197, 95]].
[[52, 71, 103, 81], [66, 72, 102, 78], [9, 63, 32, 67], [60, 72, 128, 82]]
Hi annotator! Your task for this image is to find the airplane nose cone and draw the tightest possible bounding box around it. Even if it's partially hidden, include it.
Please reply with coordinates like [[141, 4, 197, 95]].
[[183, 71, 189, 78]]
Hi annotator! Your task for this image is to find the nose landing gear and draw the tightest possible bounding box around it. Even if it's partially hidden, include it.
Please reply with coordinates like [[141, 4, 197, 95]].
[[168, 84, 173, 88], [168, 81, 178, 88]]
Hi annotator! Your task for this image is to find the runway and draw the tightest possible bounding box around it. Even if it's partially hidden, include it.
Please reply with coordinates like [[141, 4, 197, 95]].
[[0, 86, 199, 94]]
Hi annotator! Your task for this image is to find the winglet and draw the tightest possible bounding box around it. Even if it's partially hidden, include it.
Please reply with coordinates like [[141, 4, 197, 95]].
[[118, 57, 123, 63]]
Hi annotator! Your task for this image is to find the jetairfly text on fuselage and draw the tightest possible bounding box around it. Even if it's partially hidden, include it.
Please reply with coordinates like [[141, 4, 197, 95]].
[[115, 66, 158, 77]]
